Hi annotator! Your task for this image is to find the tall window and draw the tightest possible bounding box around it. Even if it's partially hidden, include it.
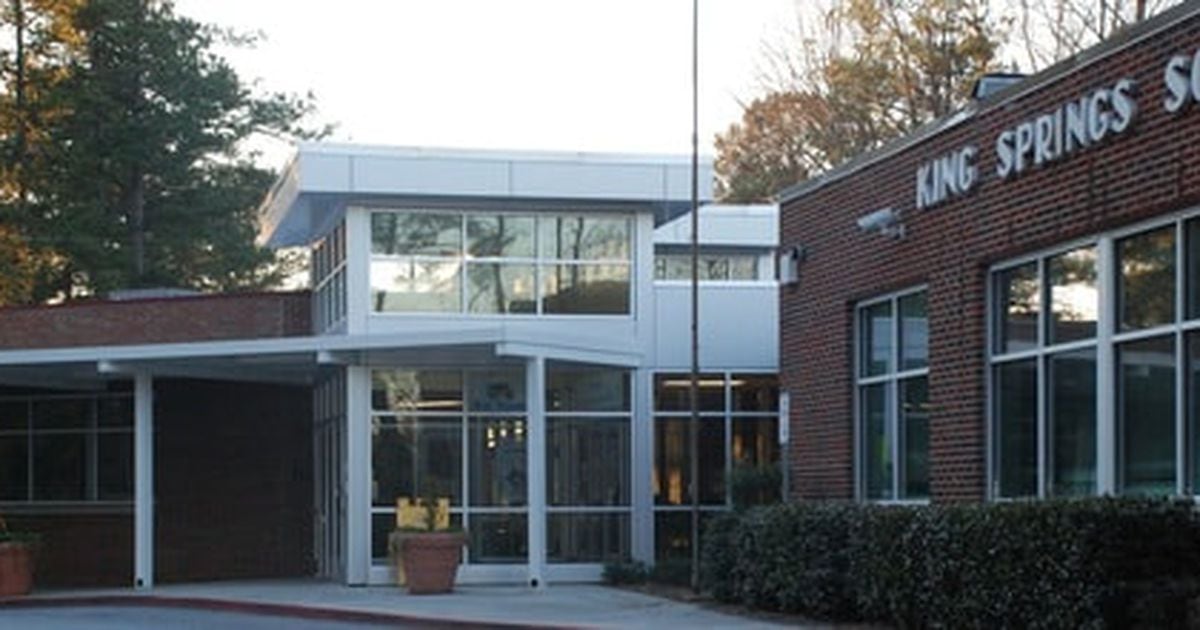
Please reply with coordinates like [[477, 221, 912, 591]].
[[988, 215, 1200, 498], [856, 289, 929, 501], [545, 364, 632, 563], [0, 393, 133, 503], [313, 221, 348, 332], [371, 368, 528, 564], [991, 247, 1099, 498], [651, 372, 779, 563], [370, 210, 632, 316]]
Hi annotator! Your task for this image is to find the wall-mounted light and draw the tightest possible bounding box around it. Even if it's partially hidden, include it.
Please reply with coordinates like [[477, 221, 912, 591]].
[[856, 207, 904, 239], [779, 245, 805, 285]]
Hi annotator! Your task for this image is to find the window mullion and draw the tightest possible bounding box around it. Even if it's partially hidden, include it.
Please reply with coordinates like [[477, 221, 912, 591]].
[[1177, 218, 1187, 495], [1036, 257, 1047, 499], [724, 372, 733, 509], [1037, 352, 1048, 499], [88, 400, 99, 501], [1096, 235, 1117, 495], [25, 400, 33, 502], [891, 297, 901, 501]]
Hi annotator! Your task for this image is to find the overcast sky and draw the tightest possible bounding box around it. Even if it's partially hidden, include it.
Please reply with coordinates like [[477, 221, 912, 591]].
[[172, 0, 798, 169]]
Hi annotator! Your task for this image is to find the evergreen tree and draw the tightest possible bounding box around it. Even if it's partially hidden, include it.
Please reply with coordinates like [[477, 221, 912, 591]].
[[0, 0, 325, 302]]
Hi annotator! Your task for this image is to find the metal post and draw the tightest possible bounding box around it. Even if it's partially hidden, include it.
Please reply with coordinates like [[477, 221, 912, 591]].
[[526, 355, 547, 589], [133, 372, 154, 589], [345, 366, 370, 585], [688, 0, 701, 593]]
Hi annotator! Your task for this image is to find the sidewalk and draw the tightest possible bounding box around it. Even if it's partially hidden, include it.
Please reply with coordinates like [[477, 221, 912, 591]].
[[3, 580, 798, 629]]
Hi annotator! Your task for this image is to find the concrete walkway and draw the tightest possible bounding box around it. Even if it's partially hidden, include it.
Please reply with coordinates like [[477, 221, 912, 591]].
[[3, 580, 798, 629]]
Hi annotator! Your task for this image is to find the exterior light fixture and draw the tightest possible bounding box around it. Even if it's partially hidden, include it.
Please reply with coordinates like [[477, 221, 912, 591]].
[[856, 207, 904, 239], [779, 245, 805, 285]]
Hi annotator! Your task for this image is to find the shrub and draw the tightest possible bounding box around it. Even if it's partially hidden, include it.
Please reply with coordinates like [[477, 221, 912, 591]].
[[729, 463, 783, 511], [649, 558, 692, 586], [601, 560, 649, 585], [700, 497, 1200, 628]]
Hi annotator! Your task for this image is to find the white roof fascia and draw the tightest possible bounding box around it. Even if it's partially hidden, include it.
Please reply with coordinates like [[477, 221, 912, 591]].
[[0, 326, 642, 369], [653, 203, 779, 248], [259, 143, 715, 248], [495, 342, 642, 368]]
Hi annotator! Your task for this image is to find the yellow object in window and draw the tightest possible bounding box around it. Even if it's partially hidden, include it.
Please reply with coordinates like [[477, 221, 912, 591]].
[[395, 497, 451, 531]]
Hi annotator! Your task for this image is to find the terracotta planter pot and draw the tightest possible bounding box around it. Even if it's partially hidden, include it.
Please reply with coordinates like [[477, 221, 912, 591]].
[[0, 542, 32, 597], [400, 532, 465, 594]]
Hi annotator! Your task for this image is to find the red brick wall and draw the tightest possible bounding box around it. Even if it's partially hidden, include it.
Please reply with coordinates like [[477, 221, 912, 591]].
[[781, 11, 1200, 502], [0, 292, 312, 350], [5, 379, 313, 588]]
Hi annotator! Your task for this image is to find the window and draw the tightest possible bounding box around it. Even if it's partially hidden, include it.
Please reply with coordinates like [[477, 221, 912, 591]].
[[991, 246, 1099, 499], [988, 215, 1200, 499], [371, 368, 526, 564], [653, 252, 761, 281], [313, 221, 348, 331], [545, 364, 632, 563], [0, 393, 133, 503], [652, 372, 779, 562], [856, 289, 928, 501], [370, 210, 632, 316]]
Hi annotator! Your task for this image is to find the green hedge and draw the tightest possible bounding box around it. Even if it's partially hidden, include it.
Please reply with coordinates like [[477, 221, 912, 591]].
[[700, 498, 1200, 628]]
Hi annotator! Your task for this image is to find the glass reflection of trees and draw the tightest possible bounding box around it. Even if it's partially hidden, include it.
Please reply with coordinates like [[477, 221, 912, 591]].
[[997, 263, 1039, 353], [370, 210, 631, 315], [1049, 247, 1098, 343], [1119, 227, 1176, 331]]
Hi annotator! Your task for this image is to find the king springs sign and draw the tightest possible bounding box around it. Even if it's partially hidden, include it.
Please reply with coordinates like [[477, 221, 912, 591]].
[[914, 47, 1200, 211]]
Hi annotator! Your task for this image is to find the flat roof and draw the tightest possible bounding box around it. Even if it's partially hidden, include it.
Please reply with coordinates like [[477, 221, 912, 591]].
[[259, 142, 715, 248]]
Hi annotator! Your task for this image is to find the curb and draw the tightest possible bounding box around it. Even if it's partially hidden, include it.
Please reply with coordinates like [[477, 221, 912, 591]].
[[0, 594, 580, 629]]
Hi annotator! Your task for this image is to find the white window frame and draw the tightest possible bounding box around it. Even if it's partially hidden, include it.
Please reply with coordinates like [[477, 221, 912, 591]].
[[368, 209, 635, 318], [368, 367, 530, 566], [853, 286, 930, 504], [986, 206, 1200, 500]]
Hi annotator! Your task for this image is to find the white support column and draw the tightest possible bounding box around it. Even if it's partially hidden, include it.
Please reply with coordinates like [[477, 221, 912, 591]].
[[345, 366, 371, 585], [344, 209, 371, 335], [526, 356, 546, 589], [133, 372, 154, 589], [630, 367, 655, 565]]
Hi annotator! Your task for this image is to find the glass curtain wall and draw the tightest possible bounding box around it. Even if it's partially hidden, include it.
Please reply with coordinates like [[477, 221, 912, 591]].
[[652, 372, 779, 563], [545, 364, 632, 563], [371, 368, 528, 564], [370, 210, 632, 316], [988, 216, 1200, 497]]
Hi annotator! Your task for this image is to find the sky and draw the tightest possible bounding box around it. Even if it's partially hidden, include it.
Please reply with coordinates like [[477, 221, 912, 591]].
[[172, 0, 799, 170]]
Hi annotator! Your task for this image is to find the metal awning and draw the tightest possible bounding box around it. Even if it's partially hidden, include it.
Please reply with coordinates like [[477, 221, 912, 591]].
[[0, 327, 644, 389]]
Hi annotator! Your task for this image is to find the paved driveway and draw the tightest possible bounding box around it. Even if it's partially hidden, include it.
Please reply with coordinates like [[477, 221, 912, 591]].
[[2, 580, 798, 629], [0, 605, 406, 630]]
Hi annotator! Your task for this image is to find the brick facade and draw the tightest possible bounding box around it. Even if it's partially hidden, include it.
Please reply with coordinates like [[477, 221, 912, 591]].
[[780, 7, 1200, 502], [0, 291, 311, 350], [0, 292, 316, 587], [6, 379, 313, 588]]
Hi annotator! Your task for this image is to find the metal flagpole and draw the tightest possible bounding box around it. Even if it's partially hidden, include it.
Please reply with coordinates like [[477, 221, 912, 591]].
[[688, 0, 701, 593]]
